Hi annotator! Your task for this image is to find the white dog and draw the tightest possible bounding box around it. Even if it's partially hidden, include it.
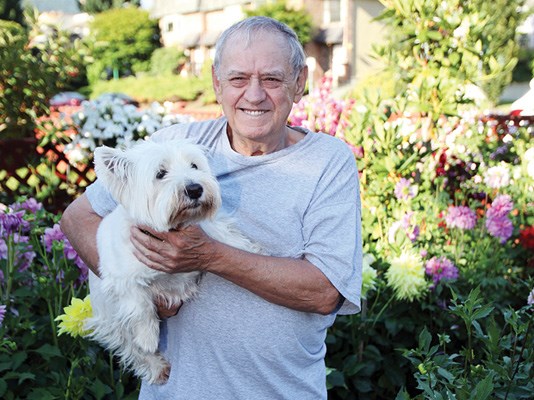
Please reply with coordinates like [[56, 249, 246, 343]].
[[85, 139, 261, 384]]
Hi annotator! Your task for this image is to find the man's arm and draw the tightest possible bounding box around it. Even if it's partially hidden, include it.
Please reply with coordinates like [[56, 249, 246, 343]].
[[60, 194, 102, 275], [130, 225, 342, 315]]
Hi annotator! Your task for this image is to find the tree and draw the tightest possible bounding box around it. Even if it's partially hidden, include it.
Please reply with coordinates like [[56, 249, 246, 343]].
[[373, 0, 527, 118], [245, 0, 313, 45], [0, 0, 24, 24], [87, 7, 159, 83], [79, 0, 140, 14]]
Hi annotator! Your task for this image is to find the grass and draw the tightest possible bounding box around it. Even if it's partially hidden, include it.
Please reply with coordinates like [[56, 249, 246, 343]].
[[88, 73, 215, 104]]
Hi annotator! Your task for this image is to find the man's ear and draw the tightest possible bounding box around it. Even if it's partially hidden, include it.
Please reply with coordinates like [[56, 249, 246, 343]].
[[93, 146, 131, 200], [294, 65, 308, 103], [212, 65, 222, 104]]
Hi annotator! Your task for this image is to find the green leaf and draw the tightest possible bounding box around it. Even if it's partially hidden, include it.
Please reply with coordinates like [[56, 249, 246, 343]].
[[418, 327, 432, 352], [427, 30, 443, 41], [470, 374, 494, 400], [33, 343, 63, 361]]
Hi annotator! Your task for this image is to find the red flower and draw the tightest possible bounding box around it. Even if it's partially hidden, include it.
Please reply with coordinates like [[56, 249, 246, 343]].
[[519, 226, 534, 250]]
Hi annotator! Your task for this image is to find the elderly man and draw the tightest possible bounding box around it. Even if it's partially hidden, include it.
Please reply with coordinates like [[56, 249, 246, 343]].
[[61, 16, 362, 400]]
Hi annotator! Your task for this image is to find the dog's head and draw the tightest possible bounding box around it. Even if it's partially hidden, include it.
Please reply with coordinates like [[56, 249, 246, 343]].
[[94, 139, 221, 231]]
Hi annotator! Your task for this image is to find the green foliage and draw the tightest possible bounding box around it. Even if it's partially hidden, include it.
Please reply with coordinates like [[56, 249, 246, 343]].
[[0, 12, 92, 139], [89, 73, 210, 103], [374, 0, 526, 118], [245, 0, 313, 45], [321, 86, 533, 397], [0, 201, 140, 398], [0, 19, 47, 139], [403, 287, 533, 399], [149, 47, 186, 76], [80, 0, 140, 14], [88, 7, 159, 83], [0, 0, 23, 24], [513, 48, 534, 82]]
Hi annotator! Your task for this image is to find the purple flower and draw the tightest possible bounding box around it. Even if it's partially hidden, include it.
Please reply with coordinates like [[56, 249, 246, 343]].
[[388, 212, 420, 243], [485, 195, 514, 243], [445, 206, 477, 230], [0, 304, 5, 327], [43, 224, 66, 252], [425, 256, 459, 287], [486, 217, 513, 243], [394, 178, 417, 200], [11, 198, 43, 213], [0, 211, 26, 235], [528, 288, 534, 305], [401, 212, 420, 242], [0, 238, 7, 259], [486, 195, 513, 220]]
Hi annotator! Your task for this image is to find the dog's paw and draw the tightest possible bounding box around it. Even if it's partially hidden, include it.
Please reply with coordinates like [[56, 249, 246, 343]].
[[153, 362, 171, 385], [144, 355, 171, 385]]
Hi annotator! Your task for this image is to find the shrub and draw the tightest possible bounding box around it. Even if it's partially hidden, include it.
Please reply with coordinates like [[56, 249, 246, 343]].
[[88, 7, 159, 83], [0, 20, 51, 139], [374, 0, 526, 115], [0, 198, 139, 398], [245, 0, 313, 45], [149, 47, 186, 76], [0, 14, 92, 139], [289, 77, 533, 398]]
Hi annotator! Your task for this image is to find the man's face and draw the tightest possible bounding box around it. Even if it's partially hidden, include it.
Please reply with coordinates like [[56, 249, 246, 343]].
[[212, 31, 307, 149]]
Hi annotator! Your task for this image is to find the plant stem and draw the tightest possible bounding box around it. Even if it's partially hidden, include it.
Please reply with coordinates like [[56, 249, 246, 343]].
[[504, 313, 533, 400]]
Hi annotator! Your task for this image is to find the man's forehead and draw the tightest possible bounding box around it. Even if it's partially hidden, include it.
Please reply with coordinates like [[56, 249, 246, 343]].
[[219, 32, 292, 75]]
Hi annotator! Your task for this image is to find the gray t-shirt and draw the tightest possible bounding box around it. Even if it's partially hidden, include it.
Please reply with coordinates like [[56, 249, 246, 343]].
[[86, 117, 362, 399]]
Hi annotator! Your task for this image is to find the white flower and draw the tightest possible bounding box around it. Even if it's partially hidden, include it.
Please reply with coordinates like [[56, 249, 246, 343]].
[[484, 164, 510, 189]]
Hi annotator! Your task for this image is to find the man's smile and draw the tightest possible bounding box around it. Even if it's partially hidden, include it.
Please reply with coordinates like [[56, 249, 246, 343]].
[[240, 109, 268, 116]]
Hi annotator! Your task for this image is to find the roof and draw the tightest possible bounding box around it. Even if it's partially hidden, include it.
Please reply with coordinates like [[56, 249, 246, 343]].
[[151, 0, 250, 18]]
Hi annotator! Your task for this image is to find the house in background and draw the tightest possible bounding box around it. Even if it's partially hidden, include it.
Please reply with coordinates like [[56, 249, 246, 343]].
[[149, 0, 387, 90]]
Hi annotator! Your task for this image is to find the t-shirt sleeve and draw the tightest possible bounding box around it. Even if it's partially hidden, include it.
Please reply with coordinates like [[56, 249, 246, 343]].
[[302, 146, 363, 315], [85, 179, 118, 217]]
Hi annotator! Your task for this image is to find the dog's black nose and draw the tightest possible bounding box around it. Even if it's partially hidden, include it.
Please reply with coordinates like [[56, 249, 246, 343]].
[[185, 183, 203, 200]]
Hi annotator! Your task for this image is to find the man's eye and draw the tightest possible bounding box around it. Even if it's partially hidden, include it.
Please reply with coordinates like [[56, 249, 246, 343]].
[[156, 169, 167, 179], [262, 78, 283, 89], [229, 77, 248, 87], [191, 163, 198, 170]]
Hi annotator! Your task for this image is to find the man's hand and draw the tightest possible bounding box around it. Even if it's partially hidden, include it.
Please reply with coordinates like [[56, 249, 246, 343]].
[[130, 224, 218, 274]]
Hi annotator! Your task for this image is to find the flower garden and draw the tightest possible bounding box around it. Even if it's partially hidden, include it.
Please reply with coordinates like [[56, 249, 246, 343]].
[[1, 0, 533, 396], [0, 74, 532, 399]]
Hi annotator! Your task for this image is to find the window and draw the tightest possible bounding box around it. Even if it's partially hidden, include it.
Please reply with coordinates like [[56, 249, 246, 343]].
[[324, 0, 341, 23]]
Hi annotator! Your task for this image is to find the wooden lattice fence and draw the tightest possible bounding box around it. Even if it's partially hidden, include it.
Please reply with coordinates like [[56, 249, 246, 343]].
[[0, 136, 95, 213]]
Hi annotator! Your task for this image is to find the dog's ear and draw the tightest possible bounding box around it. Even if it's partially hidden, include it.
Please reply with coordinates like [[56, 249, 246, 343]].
[[93, 146, 132, 196]]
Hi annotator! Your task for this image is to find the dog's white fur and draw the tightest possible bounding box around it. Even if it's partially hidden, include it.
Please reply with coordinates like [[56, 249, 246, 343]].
[[85, 139, 261, 384]]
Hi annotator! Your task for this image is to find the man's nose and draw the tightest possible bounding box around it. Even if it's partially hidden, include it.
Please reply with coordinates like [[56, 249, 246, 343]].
[[243, 77, 267, 103]]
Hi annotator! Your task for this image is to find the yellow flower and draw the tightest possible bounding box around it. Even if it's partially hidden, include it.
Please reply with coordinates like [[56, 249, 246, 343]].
[[55, 296, 93, 338], [386, 251, 428, 302]]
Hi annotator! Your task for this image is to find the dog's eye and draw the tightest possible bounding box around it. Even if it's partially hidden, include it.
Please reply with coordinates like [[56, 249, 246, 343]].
[[156, 169, 167, 179], [191, 163, 198, 170]]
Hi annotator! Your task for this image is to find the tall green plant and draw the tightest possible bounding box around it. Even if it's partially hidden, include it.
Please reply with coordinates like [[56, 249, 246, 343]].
[[245, 0, 313, 45], [403, 287, 534, 399], [80, 0, 140, 14], [88, 7, 159, 83], [0, 12, 92, 139], [374, 0, 526, 121]]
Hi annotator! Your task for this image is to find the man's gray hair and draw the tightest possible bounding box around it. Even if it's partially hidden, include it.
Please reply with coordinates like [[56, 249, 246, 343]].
[[213, 16, 307, 80]]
